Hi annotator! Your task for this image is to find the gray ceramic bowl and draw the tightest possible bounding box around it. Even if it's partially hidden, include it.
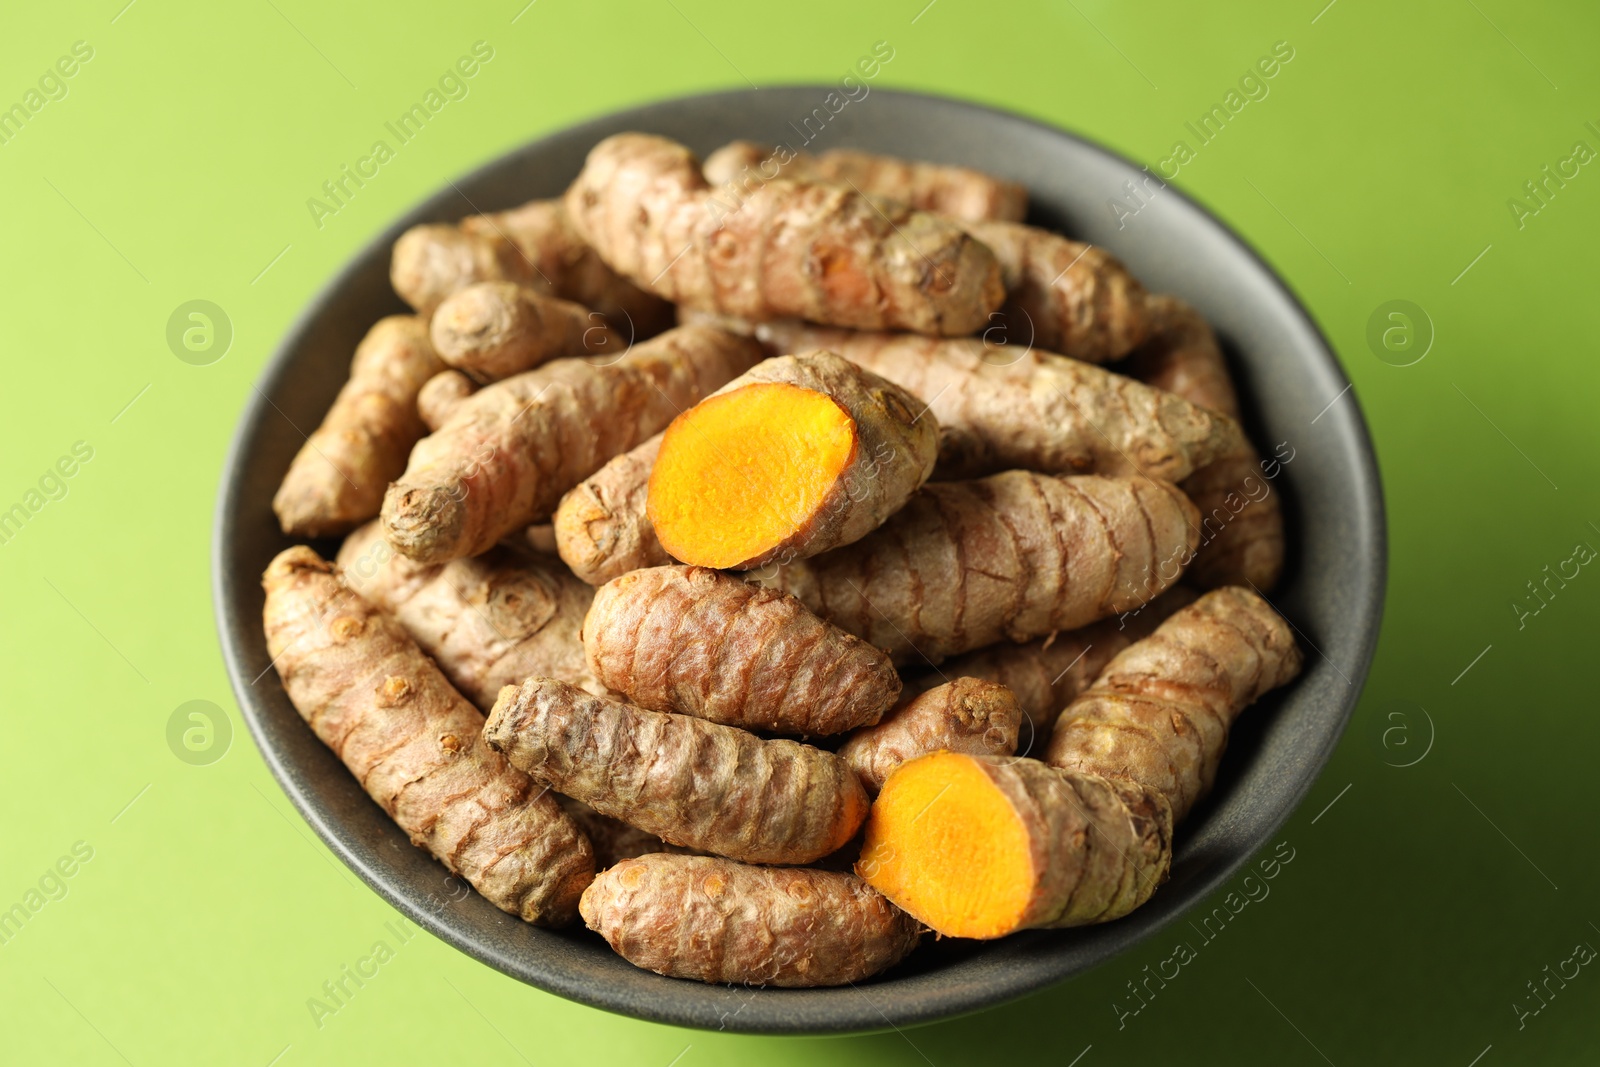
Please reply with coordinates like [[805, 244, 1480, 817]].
[[214, 87, 1385, 1034]]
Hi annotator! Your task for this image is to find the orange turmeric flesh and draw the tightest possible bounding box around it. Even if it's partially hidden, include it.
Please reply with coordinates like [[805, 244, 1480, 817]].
[[649, 382, 857, 569], [859, 751, 1174, 938], [857, 752, 1035, 939]]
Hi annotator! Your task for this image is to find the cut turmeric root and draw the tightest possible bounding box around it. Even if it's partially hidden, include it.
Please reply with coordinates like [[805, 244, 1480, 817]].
[[702, 140, 1028, 223], [857, 753, 1172, 938], [861, 586, 1300, 939], [648, 352, 938, 570], [565, 133, 1004, 336], [382, 324, 762, 564]]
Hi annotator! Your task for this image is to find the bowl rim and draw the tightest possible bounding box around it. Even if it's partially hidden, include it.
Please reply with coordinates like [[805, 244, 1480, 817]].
[[214, 84, 1386, 1034]]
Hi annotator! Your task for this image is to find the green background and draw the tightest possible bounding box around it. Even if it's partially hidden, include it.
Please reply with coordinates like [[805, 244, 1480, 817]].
[[2, 0, 1595, 1063]]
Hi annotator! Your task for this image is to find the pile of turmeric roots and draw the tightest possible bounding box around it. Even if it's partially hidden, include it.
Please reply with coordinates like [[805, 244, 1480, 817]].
[[263, 133, 1302, 988]]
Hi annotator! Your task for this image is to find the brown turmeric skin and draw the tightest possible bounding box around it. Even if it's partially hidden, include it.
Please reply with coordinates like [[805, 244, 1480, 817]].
[[553, 433, 672, 586], [581, 854, 922, 986], [273, 316, 442, 538], [381, 324, 762, 564], [391, 198, 673, 334], [429, 281, 623, 384], [754, 320, 1240, 483], [838, 678, 1021, 793], [703, 139, 1028, 223], [763, 471, 1200, 665], [583, 565, 901, 735], [261, 546, 593, 926], [484, 678, 868, 865], [565, 133, 1005, 336], [904, 587, 1198, 743], [337, 521, 605, 710], [416, 370, 477, 431], [965, 220, 1153, 363], [1124, 296, 1287, 591], [1047, 586, 1303, 822]]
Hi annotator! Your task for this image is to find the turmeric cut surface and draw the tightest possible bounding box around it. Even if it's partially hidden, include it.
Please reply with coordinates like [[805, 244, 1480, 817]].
[[859, 752, 1172, 939], [858, 752, 1036, 939], [649, 352, 937, 570], [650, 382, 857, 569]]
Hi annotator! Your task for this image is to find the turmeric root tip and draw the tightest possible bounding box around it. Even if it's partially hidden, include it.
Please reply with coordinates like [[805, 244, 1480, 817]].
[[553, 434, 671, 586], [430, 280, 622, 384], [417, 369, 478, 431], [857, 752, 1171, 939]]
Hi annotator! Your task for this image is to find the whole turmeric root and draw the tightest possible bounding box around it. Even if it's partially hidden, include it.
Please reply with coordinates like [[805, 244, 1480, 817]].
[[381, 324, 762, 564], [552, 433, 672, 585], [581, 854, 922, 986], [838, 678, 1020, 793], [1124, 296, 1287, 591], [564, 133, 1004, 336], [858, 753, 1172, 938], [583, 565, 901, 734], [965, 220, 1153, 363], [336, 521, 605, 710], [429, 281, 623, 383], [703, 140, 1027, 223], [763, 471, 1199, 664], [648, 351, 939, 570], [273, 316, 442, 538], [907, 587, 1197, 743], [416, 370, 477, 431], [754, 321, 1240, 483], [261, 546, 594, 925], [1047, 586, 1302, 822], [484, 678, 868, 865], [391, 198, 673, 334]]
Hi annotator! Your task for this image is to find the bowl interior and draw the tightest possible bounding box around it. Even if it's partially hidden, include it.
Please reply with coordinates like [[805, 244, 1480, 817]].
[[214, 87, 1385, 1034]]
